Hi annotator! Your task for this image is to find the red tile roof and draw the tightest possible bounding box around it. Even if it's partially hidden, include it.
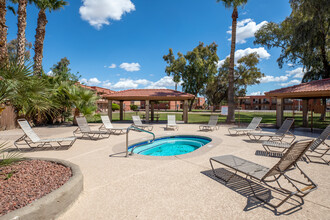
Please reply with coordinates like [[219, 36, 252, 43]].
[[79, 84, 115, 95], [265, 78, 330, 98], [104, 89, 195, 101]]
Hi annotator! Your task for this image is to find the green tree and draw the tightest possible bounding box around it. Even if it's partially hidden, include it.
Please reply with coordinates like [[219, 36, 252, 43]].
[[33, 0, 68, 75], [205, 53, 264, 110], [216, 0, 248, 123], [7, 38, 33, 62], [68, 85, 99, 126], [254, 0, 329, 81], [163, 42, 219, 111]]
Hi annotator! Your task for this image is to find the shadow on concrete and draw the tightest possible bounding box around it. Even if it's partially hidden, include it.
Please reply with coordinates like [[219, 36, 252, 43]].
[[201, 168, 304, 215]]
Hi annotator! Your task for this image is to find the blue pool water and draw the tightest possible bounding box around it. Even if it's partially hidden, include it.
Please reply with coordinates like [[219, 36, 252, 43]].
[[130, 136, 211, 156]]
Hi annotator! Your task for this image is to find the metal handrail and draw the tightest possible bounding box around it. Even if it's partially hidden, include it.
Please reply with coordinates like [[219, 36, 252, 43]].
[[126, 125, 155, 157]]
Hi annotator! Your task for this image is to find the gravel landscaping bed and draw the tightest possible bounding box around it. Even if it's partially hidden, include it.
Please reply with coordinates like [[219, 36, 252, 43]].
[[0, 160, 72, 216]]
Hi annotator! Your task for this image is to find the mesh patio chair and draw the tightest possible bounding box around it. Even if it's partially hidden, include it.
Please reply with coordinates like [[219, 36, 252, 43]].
[[247, 118, 295, 142], [262, 125, 330, 165], [14, 119, 76, 150], [209, 139, 317, 213], [228, 117, 262, 135], [73, 116, 110, 140], [99, 115, 127, 135], [166, 115, 179, 130], [199, 115, 219, 131], [132, 115, 153, 131]]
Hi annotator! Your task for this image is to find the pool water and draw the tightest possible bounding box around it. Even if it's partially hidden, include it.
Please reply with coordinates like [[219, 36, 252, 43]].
[[130, 136, 211, 156]]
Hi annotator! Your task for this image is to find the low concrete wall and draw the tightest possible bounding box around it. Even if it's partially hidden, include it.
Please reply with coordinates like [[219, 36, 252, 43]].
[[0, 158, 83, 220]]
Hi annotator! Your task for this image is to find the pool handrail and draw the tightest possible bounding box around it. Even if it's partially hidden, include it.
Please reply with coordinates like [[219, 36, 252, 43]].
[[126, 125, 155, 157]]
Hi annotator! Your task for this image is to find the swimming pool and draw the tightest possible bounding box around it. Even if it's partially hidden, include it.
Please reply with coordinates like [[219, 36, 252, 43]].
[[129, 135, 212, 156]]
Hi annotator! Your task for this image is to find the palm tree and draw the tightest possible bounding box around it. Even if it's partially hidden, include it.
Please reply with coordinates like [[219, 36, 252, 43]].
[[33, 0, 68, 75], [15, 0, 28, 65], [0, 0, 9, 65], [217, 0, 247, 123]]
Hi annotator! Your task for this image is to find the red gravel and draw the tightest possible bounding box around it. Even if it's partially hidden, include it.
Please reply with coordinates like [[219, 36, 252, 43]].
[[0, 160, 72, 216]]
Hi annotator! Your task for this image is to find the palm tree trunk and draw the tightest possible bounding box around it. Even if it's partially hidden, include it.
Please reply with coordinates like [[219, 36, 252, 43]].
[[226, 7, 238, 124], [0, 0, 8, 65], [33, 9, 47, 76], [17, 0, 28, 65]]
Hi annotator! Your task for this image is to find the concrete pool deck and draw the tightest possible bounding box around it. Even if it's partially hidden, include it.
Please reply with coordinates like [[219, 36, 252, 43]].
[[1, 123, 329, 219]]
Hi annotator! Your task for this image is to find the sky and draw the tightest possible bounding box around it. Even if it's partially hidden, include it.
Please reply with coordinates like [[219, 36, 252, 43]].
[[5, 0, 305, 96]]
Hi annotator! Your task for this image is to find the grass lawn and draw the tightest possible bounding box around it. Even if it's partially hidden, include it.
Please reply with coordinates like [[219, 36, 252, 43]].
[[85, 111, 329, 129]]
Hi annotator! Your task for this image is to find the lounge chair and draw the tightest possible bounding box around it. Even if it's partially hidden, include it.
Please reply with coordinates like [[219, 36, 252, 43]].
[[166, 115, 179, 130], [73, 116, 110, 140], [209, 139, 317, 212], [199, 115, 219, 131], [99, 115, 127, 135], [262, 125, 330, 165], [228, 117, 262, 135], [247, 118, 295, 142], [132, 115, 153, 131], [14, 119, 76, 150]]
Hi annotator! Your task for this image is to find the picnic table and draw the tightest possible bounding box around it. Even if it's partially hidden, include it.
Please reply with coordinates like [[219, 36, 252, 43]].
[[141, 114, 160, 122]]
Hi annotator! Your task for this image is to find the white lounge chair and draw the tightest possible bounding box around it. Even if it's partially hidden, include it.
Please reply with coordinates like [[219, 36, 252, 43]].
[[228, 117, 262, 135], [132, 115, 153, 131], [14, 119, 76, 150], [166, 115, 178, 130], [73, 116, 111, 140], [99, 115, 127, 135], [247, 118, 295, 142], [199, 115, 219, 131]]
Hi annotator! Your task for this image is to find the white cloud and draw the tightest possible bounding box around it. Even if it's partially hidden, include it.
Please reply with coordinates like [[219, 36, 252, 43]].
[[79, 0, 135, 30], [46, 70, 53, 76], [218, 47, 270, 68], [111, 78, 151, 89], [135, 79, 150, 85], [80, 77, 101, 86], [260, 75, 288, 83], [102, 80, 112, 88], [280, 79, 301, 87], [227, 19, 268, 44], [107, 64, 116, 69], [250, 91, 265, 96], [119, 62, 141, 72], [285, 67, 305, 78], [145, 76, 179, 89]]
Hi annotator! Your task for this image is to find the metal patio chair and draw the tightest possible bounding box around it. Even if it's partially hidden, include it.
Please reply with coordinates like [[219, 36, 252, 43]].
[[199, 115, 219, 131], [132, 115, 153, 131], [14, 119, 76, 150], [99, 115, 127, 135], [73, 116, 110, 140], [228, 117, 262, 135], [247, 118, 295, 142], [262, 125, 330, 165], [166, 115, 179, 130], [209, 139, 317, 213]]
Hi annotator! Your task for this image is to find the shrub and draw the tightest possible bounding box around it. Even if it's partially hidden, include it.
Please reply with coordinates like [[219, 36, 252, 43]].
[[130, 104, 138, 111], [112, 103, 120, 111]]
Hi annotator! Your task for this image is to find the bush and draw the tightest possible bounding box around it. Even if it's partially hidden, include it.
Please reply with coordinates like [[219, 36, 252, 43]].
[[112, 103, 120, 111], [130, 104, 138, 111]]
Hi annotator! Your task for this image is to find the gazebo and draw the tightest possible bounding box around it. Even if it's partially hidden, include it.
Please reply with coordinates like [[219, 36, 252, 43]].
[[104, 89, 195, 123], [265, 78, 330, 127]]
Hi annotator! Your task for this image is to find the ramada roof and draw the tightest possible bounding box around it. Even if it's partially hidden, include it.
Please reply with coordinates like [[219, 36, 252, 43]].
[[104, 89, 195, 101], [265, 78, 330, 98]]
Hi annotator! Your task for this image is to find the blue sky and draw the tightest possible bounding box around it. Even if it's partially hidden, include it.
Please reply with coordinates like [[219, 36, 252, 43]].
[[6, 0, 304, 95]]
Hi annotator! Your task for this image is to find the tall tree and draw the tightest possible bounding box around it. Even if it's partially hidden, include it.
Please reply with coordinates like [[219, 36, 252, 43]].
[[15, 0, 28, 65], [0, 0, 9, 65], [254, 0, 329, 81], [7, 38, 33, 62], [33, 0, 68, 75], [205, 53, 264, 110], [164, 42, 219, 111], [217, 0, 248, 123]]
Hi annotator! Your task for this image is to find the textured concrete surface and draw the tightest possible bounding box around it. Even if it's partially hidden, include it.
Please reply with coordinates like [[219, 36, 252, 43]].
[[1, 123, 329, 219]]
